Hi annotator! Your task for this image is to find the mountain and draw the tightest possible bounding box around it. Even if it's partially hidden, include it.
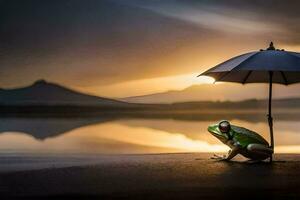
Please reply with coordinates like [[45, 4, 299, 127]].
[[2, 80, 300, 118], [0, 80, 130, 107], [121, 83, 300, 104]]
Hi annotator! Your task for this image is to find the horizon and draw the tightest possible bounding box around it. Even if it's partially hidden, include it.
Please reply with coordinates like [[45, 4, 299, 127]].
[[2, 79, 300, 104]]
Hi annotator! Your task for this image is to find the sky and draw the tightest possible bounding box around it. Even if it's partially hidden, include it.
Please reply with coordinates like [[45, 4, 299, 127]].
[[1, 0, 300, 99]]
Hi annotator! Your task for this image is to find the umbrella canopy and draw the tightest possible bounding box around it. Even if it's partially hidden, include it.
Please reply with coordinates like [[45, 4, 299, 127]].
[[199, 42, 300, 162], [200, 42, 300, 85]]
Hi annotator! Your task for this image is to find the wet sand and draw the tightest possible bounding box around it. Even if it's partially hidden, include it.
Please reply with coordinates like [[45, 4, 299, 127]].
[[0, 153, 300, 199]]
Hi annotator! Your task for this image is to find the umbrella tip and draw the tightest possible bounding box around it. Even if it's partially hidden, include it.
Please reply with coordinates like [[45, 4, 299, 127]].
[[267, 42, 275, 50]]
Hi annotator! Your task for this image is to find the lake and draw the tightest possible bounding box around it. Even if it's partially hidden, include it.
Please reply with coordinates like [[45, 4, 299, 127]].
[[1, 114, 300, 155]]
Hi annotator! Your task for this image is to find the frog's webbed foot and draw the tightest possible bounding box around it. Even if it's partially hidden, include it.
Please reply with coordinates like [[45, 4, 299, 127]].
[[210, 154, 228, 161], [211, 147, 240, 162]]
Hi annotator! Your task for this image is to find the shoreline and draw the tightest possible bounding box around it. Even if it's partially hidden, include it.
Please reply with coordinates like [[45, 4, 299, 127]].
[[1, 152, 300, 172]]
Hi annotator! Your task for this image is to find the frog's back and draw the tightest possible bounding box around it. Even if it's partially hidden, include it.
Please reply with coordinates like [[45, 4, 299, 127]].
[[231, 125, 269, 148]]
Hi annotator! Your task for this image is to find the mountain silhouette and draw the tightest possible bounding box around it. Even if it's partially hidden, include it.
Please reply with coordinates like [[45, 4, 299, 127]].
[[0, 80, 129, 106]]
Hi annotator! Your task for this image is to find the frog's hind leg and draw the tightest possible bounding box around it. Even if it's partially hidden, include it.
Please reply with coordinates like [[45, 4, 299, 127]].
[[247, 144, 273, 160]]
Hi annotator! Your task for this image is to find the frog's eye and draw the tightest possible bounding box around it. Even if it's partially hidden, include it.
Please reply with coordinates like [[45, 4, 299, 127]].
[[219, 121, 231, 133]]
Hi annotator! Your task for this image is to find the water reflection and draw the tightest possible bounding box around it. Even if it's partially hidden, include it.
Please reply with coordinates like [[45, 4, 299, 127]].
[[0, 115, 300, 154], [0, 117, 113, 140]]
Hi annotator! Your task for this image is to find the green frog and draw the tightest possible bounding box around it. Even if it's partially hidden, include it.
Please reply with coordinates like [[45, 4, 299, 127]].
[[208, 120, 273, 161]]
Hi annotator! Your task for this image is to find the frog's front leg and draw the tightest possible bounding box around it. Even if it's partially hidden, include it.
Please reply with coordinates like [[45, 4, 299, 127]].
[[211, 146, 240, 161]]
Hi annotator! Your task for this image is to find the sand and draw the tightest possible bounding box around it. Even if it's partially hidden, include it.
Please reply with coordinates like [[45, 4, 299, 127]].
[[0, 153, 300, 199]]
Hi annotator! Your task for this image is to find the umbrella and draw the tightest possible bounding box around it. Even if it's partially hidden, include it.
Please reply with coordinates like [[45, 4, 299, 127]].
[[198, 42, 300, 162]]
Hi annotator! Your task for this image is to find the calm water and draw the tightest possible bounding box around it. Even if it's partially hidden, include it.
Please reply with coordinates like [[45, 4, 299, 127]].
[[1, 115, 300, 155]]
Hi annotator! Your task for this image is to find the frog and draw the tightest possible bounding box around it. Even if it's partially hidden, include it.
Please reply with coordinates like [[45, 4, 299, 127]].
[[208, 120, 273, 161]]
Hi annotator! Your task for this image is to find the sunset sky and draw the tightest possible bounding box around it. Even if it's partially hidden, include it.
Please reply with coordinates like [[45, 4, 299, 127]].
[[1, 0, 300, 99]]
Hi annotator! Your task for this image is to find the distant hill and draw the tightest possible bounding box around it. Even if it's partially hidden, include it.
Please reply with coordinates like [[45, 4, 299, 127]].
[[121, 84, 300, 104], [0, 80, 130, 107]]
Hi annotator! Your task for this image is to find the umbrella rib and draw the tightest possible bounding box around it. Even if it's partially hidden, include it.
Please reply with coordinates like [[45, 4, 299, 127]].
[[232, 51, 261, 71], [213, 52, 260, 83], [198, 51, 258, 77], [214, 71, 231, 83], [242, 71, 252, 84], [280, 71, 288, 85]]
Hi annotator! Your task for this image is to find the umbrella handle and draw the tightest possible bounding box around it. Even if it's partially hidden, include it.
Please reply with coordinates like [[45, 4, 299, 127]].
[[267, 114, 274, 163], [268, 72, 274, 163], [267, 114, 273, 128]]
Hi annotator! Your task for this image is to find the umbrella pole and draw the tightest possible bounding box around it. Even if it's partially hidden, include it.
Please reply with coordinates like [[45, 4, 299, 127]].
[[268, 71, 274, 162]]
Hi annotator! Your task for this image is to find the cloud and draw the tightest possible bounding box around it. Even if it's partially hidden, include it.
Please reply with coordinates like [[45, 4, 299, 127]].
[[127, 0, 300, 44], [0, 0, 221, 88], [1, 0, 300, 94], [127, 0, 280, 35]]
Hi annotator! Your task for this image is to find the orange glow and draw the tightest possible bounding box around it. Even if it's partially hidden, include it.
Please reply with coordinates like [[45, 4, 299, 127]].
[[77, 73, 215, 98]]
